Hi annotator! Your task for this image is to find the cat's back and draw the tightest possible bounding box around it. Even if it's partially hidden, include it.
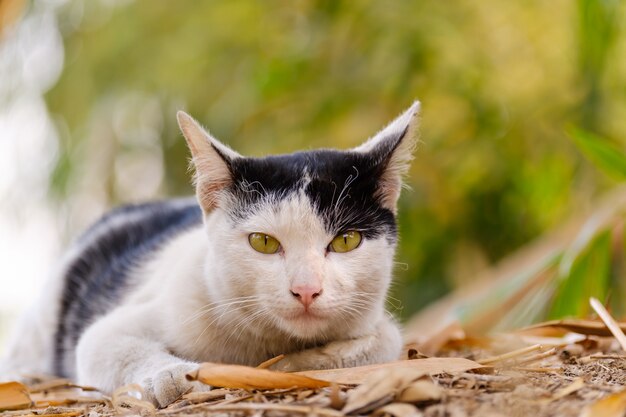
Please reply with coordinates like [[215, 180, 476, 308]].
[[60, 198, 203, 312], [1, 197, 203, 378], [53, 197, 203, 375], [71, 197, 202, 268], [0, 198, 202, 380]]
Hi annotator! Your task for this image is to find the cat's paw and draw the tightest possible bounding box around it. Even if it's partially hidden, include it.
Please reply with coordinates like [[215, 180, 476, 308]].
[[269, 350, 341, 372], [142, 363, 210, 408]]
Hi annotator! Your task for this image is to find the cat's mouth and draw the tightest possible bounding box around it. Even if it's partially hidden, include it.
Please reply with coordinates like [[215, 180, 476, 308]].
[[283, 308, 325, 321]]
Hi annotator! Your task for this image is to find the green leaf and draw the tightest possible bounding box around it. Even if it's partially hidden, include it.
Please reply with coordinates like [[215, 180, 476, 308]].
[[568, 127, 626, 181], [549, 229, 612, 319]]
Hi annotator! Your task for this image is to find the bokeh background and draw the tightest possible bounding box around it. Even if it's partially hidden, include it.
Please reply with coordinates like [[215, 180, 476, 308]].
[[1, 0, 625, 346]]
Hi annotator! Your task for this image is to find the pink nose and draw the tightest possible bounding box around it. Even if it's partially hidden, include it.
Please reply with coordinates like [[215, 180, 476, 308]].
[[290, 284, 322, 308]]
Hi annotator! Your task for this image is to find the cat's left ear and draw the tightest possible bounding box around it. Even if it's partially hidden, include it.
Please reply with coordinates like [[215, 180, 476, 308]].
[[177, 111, 241, 213], [353, 101, 420, 213]]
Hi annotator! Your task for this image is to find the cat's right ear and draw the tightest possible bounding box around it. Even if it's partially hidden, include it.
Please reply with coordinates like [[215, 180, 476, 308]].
[[177, 111, 240, 213], [352, 102, 420, 214]]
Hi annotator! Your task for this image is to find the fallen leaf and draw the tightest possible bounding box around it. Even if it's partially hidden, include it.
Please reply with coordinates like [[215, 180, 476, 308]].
[[35, 398, 78, 407], [580, 389, 626, 417], [342, 368, 426, 415], [257, 354, 285, 369], [478, 344, 545, 365], [181, 389, 229, 403], [17, 412, 83, 417], [518, 319, 625, 337], [413, 321, 466, 356], [33, 396, 107, 407], [187, 363, 330, 390], [397, 380, 443, 403], [328, 383, 344, 410], [0, 381, 33, 411], [296, 357, 490, 385], [372, 402, 423, 417], [590, 297, 626, 351], [26, 379, 100, 394], [406, 349, 429, 360], [112, 384, 156, 414]]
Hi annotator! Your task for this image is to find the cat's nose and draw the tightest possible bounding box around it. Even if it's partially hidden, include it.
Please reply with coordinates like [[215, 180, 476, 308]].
[[290, 284, 322, 308]]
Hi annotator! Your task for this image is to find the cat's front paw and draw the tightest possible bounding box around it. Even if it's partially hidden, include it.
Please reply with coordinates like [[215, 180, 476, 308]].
[[270, 350, 341, 372], [142, 363, 209, 408]]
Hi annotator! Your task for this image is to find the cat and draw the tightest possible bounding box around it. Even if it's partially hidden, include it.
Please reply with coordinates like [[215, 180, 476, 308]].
[[0, 101, 420, 407]]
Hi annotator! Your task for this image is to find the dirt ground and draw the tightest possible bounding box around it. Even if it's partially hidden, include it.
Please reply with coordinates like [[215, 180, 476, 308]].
[[3, 332, 626, 417]]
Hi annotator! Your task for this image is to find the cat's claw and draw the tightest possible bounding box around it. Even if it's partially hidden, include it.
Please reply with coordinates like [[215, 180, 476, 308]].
[[142, 363, 210, 408]]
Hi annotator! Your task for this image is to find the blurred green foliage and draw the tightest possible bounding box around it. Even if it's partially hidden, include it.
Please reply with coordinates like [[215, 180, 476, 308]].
[[549, 230, 612, 319], [569, 128, 626, 181], [43, 0, 626, 319]]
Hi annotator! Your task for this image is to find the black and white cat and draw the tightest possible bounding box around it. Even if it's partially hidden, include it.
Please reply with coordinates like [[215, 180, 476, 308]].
[[0, 101, 420, 407]]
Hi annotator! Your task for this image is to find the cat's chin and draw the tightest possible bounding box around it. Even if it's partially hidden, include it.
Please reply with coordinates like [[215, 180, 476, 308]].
[[286, 310, 324, 320], [275, 310, 332, 339]]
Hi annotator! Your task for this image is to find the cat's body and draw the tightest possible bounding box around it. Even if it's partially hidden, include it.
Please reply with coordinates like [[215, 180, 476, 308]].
[[1, 102, 419, 407]]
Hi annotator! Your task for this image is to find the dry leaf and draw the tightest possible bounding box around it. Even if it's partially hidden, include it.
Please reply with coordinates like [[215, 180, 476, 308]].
[[112, 384, 156, 414], [297, 357, 489, 385], [406, 349, 429, 360], [328, 383, 344, 410], [188, 363, 330, 390], [478, 344, 545, 365], [181, 389, 229, 403], [413, 321, 466, 356], [17, 412, 83, 417], [589, 297, 626, 351], [580, 389, 626, 417], [257, 354, 285, 369], [28, 379, 74, 393], [35, 398, 78, 407], [34, 396, 106, 407], [342, 368, 427, 415], [397, 380, 443, 403], [372, 402, 423, 417], [519, 319, 625, 337], [0, 381, 33, 411]]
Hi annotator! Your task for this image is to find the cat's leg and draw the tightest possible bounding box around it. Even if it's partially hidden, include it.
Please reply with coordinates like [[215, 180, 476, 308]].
[[75, 306, 207, 408], [271, 315, 403, 371]]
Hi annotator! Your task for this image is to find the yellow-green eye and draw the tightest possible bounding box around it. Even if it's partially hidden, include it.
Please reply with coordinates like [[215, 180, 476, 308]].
[[248, 233, 281, 254], [329, 231, 362, 253]]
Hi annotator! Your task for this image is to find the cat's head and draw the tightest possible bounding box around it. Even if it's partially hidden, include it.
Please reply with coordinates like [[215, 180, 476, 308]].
[[178, 102, 419, 342]]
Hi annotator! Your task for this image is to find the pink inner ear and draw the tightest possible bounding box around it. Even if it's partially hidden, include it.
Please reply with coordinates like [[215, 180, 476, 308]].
[[375, 176, 403, 214], [374, 128, 418, 213], [192, 153, 232, 212], [178, 112, 234, 213], [353, 103, 420, 213]]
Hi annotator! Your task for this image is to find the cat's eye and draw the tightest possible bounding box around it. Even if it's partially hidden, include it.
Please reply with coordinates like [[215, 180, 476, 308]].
[[328, 231, 362, 253], [248, 233, 281, 254]]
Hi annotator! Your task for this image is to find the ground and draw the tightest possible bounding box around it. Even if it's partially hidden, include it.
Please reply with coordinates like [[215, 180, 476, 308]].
[[2, 328, 626, 417]]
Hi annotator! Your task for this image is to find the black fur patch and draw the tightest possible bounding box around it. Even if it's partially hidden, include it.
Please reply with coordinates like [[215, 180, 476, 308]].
[[54, 199, 202, 376], [226, 148, 398, 243]]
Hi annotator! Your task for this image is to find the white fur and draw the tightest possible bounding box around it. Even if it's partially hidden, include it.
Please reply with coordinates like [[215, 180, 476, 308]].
[[1, 105, 418, 407], [70, 191, 401, 406]]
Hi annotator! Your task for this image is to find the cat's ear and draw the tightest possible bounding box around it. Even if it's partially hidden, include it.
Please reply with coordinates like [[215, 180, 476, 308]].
[[177, 111, 241, 213], [353, 101, 420, 213]]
